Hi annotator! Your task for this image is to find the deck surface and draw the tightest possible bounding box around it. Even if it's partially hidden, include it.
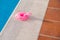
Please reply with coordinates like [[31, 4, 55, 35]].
[[38, 0, 60, 40]]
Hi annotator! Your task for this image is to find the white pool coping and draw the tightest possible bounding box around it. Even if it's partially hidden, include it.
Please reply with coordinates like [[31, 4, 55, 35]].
[[1, 0, 49, 40]]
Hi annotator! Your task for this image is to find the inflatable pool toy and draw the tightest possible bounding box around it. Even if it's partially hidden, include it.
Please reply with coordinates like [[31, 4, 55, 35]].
[[15, 12, 31, 21]]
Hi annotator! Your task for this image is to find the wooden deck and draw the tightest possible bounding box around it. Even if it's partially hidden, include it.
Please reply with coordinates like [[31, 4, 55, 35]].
[[38, 0, 60, 40]]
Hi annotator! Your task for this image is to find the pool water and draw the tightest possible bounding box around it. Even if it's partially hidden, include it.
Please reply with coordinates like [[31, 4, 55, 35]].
[[0, 0, 19, 32]]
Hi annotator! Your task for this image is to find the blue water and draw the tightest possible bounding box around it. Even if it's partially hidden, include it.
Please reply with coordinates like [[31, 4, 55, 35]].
[[0, 0, 19, 32]]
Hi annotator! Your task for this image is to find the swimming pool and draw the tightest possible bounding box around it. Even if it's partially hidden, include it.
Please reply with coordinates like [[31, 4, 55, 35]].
[[0, 0, 19, 32]]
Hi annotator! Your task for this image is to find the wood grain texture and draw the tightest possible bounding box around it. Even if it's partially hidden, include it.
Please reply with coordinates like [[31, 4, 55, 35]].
[[38, 0, 60, 40], [48, 0, 60, 8]]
